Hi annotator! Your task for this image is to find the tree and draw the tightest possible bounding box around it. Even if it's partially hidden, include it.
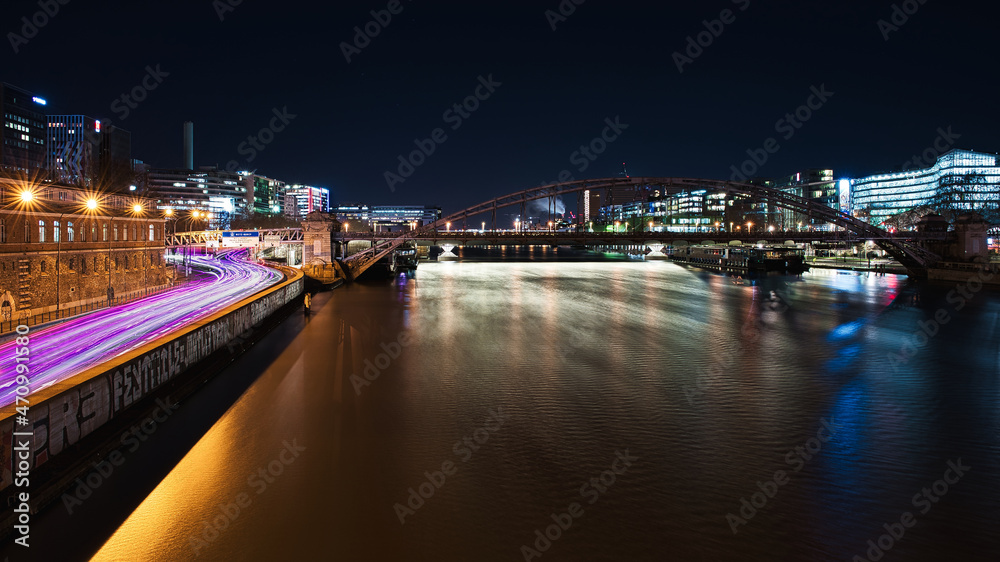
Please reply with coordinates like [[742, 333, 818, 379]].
[[229, 211, 301, 230]]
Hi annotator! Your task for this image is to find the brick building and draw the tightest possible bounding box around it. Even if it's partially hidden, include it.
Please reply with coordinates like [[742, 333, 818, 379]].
[[0, 180, 167, 321]]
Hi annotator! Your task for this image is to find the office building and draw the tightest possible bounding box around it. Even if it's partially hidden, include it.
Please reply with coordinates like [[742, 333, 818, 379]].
[[1, 83, 47, 175], [851, 149, 1000, 225], [284, 185, 330, 220]]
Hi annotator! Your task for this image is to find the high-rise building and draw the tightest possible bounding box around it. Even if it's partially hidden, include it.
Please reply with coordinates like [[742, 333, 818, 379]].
[[851, 149, 1000, 225], [0, 83, 47, 175], [99, 123, 133, 191], [46, 116, 133, 191], [284, 185, 330, 220], [244, 174, 286, 215], [46, 115, 100, 187]]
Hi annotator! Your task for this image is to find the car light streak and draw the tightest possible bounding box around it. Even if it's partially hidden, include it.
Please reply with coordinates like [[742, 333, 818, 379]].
[[0, 249, 282, 408]]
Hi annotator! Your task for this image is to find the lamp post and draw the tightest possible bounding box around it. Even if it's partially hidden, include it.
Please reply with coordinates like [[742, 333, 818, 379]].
[[133, 204, 147, 295], [108, 212, 115, 303]]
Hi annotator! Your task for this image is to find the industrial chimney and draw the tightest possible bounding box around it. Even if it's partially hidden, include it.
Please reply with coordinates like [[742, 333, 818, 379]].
[[183, 121, 194, 170]]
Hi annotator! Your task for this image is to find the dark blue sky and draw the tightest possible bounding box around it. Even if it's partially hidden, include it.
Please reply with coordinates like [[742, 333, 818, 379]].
[[3, 0, 997, 212]]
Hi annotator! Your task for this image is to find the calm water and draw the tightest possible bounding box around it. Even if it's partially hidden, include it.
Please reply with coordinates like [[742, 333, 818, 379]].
[[14, 259, 1000, 561]]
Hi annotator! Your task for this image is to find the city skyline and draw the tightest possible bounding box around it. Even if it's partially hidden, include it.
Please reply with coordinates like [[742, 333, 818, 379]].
[[3, 1, 998, 211]]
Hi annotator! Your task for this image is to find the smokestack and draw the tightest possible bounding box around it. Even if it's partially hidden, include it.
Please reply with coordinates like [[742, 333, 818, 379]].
[[183, 121, 194, 170]]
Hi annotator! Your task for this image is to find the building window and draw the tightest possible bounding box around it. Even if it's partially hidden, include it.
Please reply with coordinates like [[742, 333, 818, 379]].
[[125, 256, 129, 269], [115, 257, 119, 269], [68, 222, 75, 242], [104, 257, 108, 271], [91, 223, 96, 242], [0, 219, 5, 243], [114, 224, 118, 241], [103, 223, 108, 241], [24, 221, 30, 243], [40, 260, 47, 273], [94, 256, 98, 272], [132, 224, 137, 240], [39, 220, 45, 243], [68, 258, 75, 270], [149, 224, 155, 241], [81, 258, 86, 274], [53, 221, 60, 243]]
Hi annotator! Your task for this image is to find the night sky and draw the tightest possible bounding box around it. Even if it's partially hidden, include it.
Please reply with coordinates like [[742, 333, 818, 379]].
[[3, 0, 997, 212]]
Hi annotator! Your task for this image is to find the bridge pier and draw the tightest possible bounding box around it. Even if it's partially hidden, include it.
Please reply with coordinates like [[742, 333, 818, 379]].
[[301, 212, 346, 284]]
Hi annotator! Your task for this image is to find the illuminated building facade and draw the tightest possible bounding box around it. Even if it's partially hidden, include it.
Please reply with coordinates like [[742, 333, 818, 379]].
[[147, 166, 248, 229], [851, 149, 1000, 225], [284, 186, 330, 220]]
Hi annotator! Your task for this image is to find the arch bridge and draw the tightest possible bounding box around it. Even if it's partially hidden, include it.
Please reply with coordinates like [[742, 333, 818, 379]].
[[342, 177, 940, 278]]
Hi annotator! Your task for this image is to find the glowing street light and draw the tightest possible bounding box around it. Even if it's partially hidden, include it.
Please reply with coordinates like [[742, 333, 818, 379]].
[[20, 190, 34, 203], [446, 222, 451, 232], [132, 204, 143, 213], [746, 221, 753, 232], [768, 225, 775, 233], [86, 198, 99, 210]]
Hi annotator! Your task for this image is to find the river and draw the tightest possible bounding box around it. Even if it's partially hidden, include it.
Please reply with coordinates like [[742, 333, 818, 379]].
[[14, 258, 1000, 561]]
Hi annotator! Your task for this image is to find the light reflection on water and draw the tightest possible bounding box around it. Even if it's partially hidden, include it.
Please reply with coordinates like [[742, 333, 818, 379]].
[[92, 261, 999, 561]]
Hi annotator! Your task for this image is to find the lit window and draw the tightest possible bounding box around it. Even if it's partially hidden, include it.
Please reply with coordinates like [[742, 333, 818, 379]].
[[38, 220, 45, 243]]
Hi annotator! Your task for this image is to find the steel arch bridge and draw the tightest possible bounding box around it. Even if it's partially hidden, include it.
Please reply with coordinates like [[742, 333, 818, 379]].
[[345, 177, 940, 277]]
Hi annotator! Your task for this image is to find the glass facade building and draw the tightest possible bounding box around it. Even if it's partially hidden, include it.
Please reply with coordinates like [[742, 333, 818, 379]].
[[851, 149, 1000, 225]]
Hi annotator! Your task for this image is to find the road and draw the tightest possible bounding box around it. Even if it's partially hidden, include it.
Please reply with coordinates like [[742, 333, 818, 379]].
[[0, 249, 282, 408]]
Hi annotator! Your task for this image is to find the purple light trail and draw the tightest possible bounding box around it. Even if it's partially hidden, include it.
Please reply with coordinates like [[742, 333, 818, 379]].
[[0, 249, 282, 408]]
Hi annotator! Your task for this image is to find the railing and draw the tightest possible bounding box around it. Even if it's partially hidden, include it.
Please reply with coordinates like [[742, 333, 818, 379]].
[[0, 284, 176, 335]]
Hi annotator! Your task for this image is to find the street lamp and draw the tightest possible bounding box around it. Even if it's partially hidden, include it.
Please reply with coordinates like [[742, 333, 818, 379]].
[[614, 220, 620, 233], [747, 221, 753, 233], [446, 222, 451, 233], [649, 221, 654, 232]]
